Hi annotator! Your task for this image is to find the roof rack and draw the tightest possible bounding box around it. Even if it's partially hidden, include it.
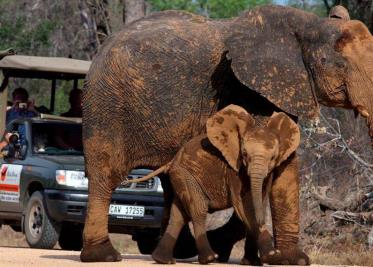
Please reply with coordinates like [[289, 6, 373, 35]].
[[40, 113, 82, 124]]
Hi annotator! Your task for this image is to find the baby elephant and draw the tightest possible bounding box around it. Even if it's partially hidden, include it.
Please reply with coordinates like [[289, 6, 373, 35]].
[[127, 104, 301, 265]]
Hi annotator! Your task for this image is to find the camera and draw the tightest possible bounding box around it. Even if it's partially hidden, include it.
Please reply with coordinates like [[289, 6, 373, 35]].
[[5, 132, 19, 144], [18, 102, 27, 109]]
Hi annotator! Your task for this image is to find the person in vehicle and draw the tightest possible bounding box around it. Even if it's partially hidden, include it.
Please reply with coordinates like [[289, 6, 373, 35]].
[[6, 87, 38, 124], [61, 88, 82, 117], [0, 131, 22, 157], [4, 87, 38, 149], [0, 132, 13, 151]]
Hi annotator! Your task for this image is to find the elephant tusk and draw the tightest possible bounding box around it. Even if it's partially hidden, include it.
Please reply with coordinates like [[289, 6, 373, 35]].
[[360, 110, 370, 118], [356, 105, 370, 118]]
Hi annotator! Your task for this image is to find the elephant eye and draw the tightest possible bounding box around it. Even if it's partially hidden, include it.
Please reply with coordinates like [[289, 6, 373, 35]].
[[335, 60, 346, 69], [321, 57, 327, 65]]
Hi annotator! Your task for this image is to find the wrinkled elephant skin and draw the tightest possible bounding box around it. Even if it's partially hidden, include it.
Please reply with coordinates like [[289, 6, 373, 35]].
[[81, 4, 373, 264]]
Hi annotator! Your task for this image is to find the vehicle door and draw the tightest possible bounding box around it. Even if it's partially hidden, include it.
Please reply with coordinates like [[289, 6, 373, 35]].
[[0, 121, 28, 213]]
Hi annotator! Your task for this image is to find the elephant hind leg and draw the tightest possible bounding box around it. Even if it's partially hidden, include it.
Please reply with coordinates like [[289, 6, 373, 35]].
[[152, 199, 188, 264], [189, 206, 218, 264], [183, 182, 217, 264], [80, 177, 122, 262], [80, 133, 129, 262]]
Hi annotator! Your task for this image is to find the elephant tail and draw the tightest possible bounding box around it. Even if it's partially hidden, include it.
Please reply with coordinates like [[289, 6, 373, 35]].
[[122, 162, 172, 185]]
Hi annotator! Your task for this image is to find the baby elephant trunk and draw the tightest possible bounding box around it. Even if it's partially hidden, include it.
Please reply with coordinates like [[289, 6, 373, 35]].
[[249, 158, 268, 227]]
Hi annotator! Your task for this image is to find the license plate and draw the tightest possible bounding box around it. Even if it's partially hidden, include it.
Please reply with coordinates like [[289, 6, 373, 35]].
[[109, 204, 145, 218]]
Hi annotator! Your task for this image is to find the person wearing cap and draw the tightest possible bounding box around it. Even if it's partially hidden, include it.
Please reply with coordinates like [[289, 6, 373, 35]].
[[3, 87, 38, 149]]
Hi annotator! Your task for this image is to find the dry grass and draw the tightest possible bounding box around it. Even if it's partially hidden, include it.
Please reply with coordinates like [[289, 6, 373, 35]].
[[0, 225, 28, 248], [109, 233, 139, 254], [303, 233, 373, 266], [308, 248, 373, 266]]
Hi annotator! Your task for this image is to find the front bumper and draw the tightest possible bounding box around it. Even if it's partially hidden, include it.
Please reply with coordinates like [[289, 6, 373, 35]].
[[44, 189, 164, 229]]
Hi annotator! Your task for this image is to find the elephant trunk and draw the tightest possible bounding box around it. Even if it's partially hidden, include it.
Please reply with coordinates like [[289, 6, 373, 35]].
[[249, 157, 268, 227]]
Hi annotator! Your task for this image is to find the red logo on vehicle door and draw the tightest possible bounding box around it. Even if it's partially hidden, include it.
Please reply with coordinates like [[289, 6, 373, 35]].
[[1, 166, 8, 181]]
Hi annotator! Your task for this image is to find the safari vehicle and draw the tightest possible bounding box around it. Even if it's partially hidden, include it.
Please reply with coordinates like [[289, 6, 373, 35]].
[[0, 50, 164, 252]]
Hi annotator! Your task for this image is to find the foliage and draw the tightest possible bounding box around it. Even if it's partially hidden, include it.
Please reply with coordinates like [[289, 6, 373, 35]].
[[0, 18, 57, 53], [0, 1, 90, 113], [284, 0, 328, 17], [148, 0, 272, 18]]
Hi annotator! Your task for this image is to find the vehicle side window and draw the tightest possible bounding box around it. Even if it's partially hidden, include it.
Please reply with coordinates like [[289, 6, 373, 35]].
[[32, 123, 83, 155], [32, 126, 48, 153]]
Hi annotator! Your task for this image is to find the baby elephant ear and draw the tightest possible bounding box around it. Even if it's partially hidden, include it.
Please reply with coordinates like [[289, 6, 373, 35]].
[[207, 104, 255, 172], [267, 112, 301, 165]]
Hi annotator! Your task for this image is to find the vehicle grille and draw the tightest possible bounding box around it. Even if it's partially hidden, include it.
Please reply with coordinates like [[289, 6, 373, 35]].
[[117, 175, 157, 191], [67, 205, 84, 215]]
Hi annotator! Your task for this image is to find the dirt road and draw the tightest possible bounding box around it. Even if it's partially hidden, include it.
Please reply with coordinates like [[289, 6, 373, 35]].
[[0, 247, 244, 267], [0, 247, 352, 267]]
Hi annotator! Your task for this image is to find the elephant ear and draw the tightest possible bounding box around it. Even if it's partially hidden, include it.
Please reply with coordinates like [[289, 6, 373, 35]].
[[225, 6, 318, 120], [267, 112, 300, 165], [207, 104, 255, 171], [328, 5, 350, 20]]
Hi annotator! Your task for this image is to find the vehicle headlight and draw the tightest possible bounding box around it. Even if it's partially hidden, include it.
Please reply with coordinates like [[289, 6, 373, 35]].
[[56, 170, 88, 188], [156, 178, 163, 193]]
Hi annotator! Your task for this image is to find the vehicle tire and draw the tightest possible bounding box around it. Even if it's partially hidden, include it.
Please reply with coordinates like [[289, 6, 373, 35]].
[[136, 236, 159, 254], [135, 229, 160, 255], [24, 191, 60, 249], [59, 225, 83, 251]]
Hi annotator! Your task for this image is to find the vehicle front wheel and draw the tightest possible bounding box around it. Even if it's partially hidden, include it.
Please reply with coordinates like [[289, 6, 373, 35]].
[[24, 191, 60, 249], [137, 236, 159, 254], [59, 224, 83, 251], [135, 230, 160, 255]]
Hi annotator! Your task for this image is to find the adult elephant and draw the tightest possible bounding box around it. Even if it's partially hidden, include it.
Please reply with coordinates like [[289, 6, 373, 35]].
[[81, 5, 373, 263]]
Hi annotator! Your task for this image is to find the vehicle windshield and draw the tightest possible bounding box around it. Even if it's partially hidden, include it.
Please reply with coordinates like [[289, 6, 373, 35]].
[[32, 122, 83, 155]]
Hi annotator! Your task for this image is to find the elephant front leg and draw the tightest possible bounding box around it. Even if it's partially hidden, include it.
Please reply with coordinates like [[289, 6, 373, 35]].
[[270, 154, 310, 265], [240, 230, 260, 266], [80, 182, 121, 262], [256, 226, 282, 265]]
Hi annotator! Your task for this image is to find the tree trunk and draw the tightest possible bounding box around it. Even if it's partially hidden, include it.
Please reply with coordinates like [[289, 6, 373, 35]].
[[122, 0, 145, 25], [78, 0, 112, 58]]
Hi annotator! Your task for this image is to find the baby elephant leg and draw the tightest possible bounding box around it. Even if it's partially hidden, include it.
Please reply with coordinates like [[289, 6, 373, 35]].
[[190, 213, 218, 263], [257, 226, 282, 265], [152, 199, 187, 264], [187, 191, 217, 264], [240, 231, 261, 266]]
